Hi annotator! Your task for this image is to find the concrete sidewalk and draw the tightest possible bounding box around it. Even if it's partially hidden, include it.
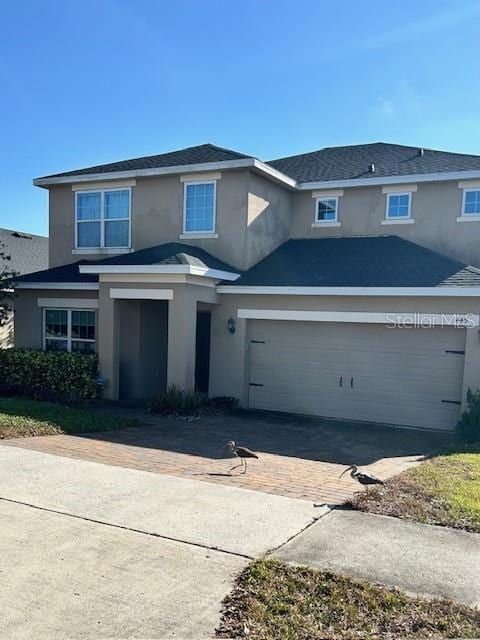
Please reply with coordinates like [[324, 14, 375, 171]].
[[0, 445, 321, 557], [273, 509, 480, 608], [1, 499, 246, 639]]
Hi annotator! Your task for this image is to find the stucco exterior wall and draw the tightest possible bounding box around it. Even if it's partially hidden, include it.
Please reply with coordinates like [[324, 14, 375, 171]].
[[209, 292, 480, 408], [118, 299, 168, 400], [246, 173, 292, 269], [291, 181, 480, 267], [48, 171, 250, 270]]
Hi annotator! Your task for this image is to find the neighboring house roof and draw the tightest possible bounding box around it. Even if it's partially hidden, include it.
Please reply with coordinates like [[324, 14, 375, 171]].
[[0, 227, 48, 276], [38, 144, 252, 180], [226, 236, 480, 288], [35, 141, 480, 186], [13, 243, 237, 285], [267, 142, 480, 183]]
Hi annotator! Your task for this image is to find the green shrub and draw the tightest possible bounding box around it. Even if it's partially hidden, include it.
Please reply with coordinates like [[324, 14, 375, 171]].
[[149, 385, 240, 416], [0, 348, 99, 402], [457, 388, 480, 444], [150, 384, 206, 416]]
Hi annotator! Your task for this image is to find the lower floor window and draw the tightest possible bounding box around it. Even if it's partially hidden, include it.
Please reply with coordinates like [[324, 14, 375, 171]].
[[44, 309, 96, 353]]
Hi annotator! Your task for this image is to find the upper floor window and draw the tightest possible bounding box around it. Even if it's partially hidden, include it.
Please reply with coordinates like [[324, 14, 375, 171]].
[[462, 190, 480, 216], [386, 193, 411, 219], [76, 188, 131, 249], [183, 181, 216, 233], [44, 309, 96, 354], [315, 197, 338, 223]]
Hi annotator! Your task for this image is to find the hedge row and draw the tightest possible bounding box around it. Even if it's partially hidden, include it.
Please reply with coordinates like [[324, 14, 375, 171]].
[[0, 348, 99, 401]]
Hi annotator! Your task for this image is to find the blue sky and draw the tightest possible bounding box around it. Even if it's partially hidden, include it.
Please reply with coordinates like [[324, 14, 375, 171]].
[[1, 0, 480, 236]]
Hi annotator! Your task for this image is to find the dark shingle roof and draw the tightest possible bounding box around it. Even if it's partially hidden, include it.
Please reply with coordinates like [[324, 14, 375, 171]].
[[90, 242, 237, 273], [13, 261, 97, 284], [228, 236, 480, 288], [13, 242, 238, 285], [39, 144, 252, 180], [267, 142, 480, 183], [0, 227, 48, 276]]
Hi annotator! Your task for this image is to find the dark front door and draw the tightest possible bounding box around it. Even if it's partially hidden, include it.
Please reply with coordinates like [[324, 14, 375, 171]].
[[195, 311, 211, 393]]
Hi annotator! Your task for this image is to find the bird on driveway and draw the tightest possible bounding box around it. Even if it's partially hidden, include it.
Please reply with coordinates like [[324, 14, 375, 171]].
[[340, 464, 385, 492], [225, 441, 259, 474]]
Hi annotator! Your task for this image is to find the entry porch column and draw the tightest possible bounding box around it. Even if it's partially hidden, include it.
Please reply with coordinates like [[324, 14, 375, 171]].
[[167, 288, 198, 390]]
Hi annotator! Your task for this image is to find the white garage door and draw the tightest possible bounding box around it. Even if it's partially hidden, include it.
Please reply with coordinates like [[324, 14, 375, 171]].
[[248, 320, 465, 430]]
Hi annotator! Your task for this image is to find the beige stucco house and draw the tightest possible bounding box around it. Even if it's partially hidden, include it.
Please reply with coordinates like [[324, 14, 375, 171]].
[[13, 142, 480, 431]]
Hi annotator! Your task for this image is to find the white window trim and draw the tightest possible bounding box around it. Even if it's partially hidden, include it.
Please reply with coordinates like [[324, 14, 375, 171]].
[[182, 180, 217, 235], [315, 196, 339, 224], [75, 187, 132, 250], [37, 298, 98, 309], [459, 188, 480, 220], [43, 308, 97, 353], [385, 192, 412, 221]]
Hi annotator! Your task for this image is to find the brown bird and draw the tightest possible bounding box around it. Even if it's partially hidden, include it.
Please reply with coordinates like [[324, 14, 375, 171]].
[[340, 464, 385, 492], [225, 440, 259, 474]]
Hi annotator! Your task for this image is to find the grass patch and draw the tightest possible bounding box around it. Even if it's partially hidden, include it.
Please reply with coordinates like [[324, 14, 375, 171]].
[[217, 560, 480, 639], [0, 397, 137, 439], [350, 444, 480, 533]]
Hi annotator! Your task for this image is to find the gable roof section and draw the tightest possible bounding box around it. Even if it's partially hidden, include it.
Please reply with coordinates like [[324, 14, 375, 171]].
[[12, 261, 97, 285], [86, 242, 237, 273], [225, 236, 480, 288], [13, 243, 238, 285], [0, 227, 48, 276], [38, 144, 252, 180], [267, 142, 480, 183]]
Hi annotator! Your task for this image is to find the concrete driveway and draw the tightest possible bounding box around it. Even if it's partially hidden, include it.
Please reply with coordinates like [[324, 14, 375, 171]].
[[2, 410, 451, 504], [0, 445, 321, 638]]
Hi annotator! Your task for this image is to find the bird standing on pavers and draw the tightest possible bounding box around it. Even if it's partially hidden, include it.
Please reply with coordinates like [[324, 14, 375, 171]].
[[340, 464, 385, 492], [225, 441, 258, 474]]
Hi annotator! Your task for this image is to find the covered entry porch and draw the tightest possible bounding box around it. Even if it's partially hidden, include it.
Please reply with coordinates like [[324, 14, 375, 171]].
[[96, 282, 218, 402]]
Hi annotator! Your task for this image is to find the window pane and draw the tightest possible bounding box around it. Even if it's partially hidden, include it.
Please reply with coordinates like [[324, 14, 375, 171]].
[[76, 193, 101, 220], [45, 310, 68, 338], [105, 220, 129, 247], [388, 194, 410, 218], [317, 199, 337, 221], [71, 311, 95, 340], [71, 341, 95, 354], [77, 221, 101, 247], [45, 339, 68, 352], [105, 190, 130, 219], [185, 183, 215, 232], [464, 191, 480, 215]]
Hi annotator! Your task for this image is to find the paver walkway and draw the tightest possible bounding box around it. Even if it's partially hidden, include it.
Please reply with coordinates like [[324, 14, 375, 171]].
[[3, 411, 450, 504]]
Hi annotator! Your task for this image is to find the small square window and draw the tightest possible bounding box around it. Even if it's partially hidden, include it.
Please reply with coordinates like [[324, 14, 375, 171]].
[[316, 198, 338, 222], [386, 193, 411, 219], [463, 190, 480, 216]]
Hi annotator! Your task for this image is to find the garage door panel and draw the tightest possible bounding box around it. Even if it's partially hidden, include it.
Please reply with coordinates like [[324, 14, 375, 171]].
[[248, 320, 465, 430]]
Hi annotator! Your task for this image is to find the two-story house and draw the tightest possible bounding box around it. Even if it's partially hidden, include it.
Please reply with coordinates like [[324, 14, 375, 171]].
[[13, 142, 480, 431]]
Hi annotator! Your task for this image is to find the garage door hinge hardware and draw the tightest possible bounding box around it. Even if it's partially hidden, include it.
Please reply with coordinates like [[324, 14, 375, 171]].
[[445, 350, 465, 355], [441, 399, 461, 405], [249, 382, 264, 387], [251, 340, 266, 344]]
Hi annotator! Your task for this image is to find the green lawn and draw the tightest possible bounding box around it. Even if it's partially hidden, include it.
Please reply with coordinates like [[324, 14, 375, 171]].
[[351, 445, 480, 533], [0, 397, 136, 438], [217, 560, 480, 639]]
